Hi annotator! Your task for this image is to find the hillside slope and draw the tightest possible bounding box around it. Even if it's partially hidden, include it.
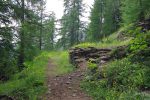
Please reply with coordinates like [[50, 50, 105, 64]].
[[72, 30, 150, 100]]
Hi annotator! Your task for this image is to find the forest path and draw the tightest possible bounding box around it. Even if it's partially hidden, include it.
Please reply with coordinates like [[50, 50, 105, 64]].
[[44, 59, 92, 100]]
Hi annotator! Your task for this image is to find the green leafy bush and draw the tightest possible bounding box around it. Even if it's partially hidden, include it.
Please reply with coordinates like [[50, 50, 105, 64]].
[[0, 51, 74, 99], [0, 52, 49, 99], [81, 58, 149, 100], [128, 31, 150, 63], [81, 80, 144, 100], [87, 60, 98, 71], [86, 61, 99, 81], [102, 59, 145, 89]]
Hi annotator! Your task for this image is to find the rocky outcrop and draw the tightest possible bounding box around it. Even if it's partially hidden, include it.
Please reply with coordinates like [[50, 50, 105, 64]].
[[111, 45, 128, 59], [69, 47, 112, 67], [69, 46, 127, 68], [0, 95, 13, 100], [138, 18, 150, 32]]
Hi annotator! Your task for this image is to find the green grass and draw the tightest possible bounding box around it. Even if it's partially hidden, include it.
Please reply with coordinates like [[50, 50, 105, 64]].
[[81, 58, 150, 100], [74, 32, 131, 48], [0, 52, 49, 99], [47, 51, 74, 76], [81, 80, 145, 100], [0, 51, 74, 99], [142, 92, 150, 100]]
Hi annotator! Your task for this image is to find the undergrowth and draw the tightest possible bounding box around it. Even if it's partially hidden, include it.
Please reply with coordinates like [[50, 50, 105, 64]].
[[0, 52, 49, 99], [0, 51, 73, 99], [47, 51, 74, 76], [74, 32, 131, 48], [81, 58, 149, 100], [81, 29, 150, 100]]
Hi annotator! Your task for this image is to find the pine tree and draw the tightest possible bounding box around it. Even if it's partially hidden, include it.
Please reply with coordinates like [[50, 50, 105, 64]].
[[0, 0, 17, 79], [88, 0, 104, 41], [88, 0, 121, 42], [43, 12, 55, 50], [0, 0, 56, 79], [121, 0, 150, 25], [103, 0, 121, 36], [59, 0, 84, 48]]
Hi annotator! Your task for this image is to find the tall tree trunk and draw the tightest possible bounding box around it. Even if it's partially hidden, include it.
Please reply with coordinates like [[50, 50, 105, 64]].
[[77, 0, 80, 44], [39, 1, 43, 50], [18, 0, 25, 70], [100, 0, 104, 38]]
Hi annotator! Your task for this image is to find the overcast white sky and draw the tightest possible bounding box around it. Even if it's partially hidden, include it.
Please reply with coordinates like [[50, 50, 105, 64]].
[[46, 0, 94, 21]]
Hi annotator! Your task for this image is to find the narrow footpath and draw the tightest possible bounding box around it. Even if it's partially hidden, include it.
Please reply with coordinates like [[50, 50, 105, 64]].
[[45, 60, 92, 100]]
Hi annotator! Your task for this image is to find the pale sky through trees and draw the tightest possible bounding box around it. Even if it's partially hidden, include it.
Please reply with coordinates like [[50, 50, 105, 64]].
[[46, 0, 94, 21]]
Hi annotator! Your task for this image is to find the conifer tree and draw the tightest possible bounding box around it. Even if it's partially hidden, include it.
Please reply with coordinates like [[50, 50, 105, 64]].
[[88, 0, 121, 41], [121, 0, 150, 25], [88, 0, 104, 41], [59, 0, 84, 48]]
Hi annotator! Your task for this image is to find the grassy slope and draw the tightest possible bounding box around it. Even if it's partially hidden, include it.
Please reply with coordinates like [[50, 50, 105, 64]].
[[0, 52, 49, 99], [81, 59, 149, 100], [74, 32, 131, 48], [0, 51, 73, 100], [48, 51, 74, 76], [79, 31, 150, 100]]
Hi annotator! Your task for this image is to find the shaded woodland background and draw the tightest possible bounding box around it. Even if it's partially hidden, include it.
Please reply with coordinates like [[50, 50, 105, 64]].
[[0, 0, 150, 99]]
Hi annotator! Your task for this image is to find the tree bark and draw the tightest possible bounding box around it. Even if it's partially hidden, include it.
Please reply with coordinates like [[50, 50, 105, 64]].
[[18, 0, 25, 70], [39, 1, 43, 50]]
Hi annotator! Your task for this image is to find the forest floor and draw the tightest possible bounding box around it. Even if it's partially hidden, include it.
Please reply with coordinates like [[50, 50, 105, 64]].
[[44, 59, 92, 100]]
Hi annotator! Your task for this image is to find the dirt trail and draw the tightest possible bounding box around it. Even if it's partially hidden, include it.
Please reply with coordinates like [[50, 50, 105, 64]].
[[45, 60, 92, 100]]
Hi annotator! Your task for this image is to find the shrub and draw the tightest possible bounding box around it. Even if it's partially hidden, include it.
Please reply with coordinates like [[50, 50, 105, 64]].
[[102, 59, 145, 89], [0, 52, 49, 99], [128, 31, 150, 63], [81, 58, 148, 100], [86, 61, 99, 81]]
